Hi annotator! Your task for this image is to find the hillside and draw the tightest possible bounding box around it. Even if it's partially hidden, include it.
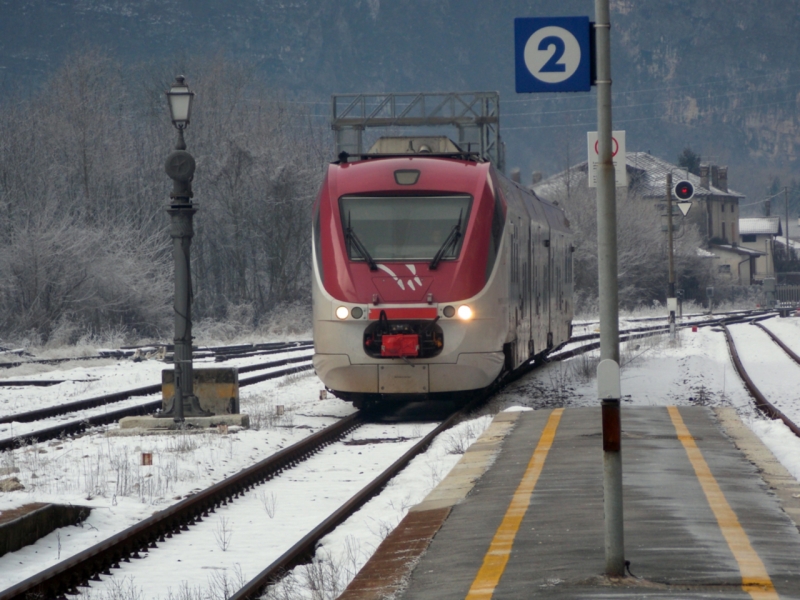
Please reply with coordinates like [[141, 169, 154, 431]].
[[0, 0, 799, 203]]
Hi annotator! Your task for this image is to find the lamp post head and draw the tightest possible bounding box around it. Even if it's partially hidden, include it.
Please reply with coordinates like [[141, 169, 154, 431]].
[[165, 75, 196, 198], [166, 75, 195, 131]]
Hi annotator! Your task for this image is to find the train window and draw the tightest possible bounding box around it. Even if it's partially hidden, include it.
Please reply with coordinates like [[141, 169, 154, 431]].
[[484, 191, 506, 282], [340, 195, 472, 261], [313, 206, 324, 283]]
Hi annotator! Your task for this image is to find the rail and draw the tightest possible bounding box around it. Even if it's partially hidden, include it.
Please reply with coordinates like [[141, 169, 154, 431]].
[[722, 324, 800, 438], [0, 413, 362, 600], [0, 357, 313, 451]]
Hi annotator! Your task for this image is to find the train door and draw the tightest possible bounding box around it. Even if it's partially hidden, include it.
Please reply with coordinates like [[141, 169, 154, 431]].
[[532, 222, 544, 356], [526, 232, 533, 358], [546, 227, 556, 348], [518, 213, 530, 364], [555, 234, 563, 338], [509, 217, 520, 368]]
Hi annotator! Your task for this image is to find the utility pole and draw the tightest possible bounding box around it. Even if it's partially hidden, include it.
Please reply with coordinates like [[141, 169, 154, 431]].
[[594, 0, 625, 578], [666, 173, 676, 340], [786, 186, 790, 252]]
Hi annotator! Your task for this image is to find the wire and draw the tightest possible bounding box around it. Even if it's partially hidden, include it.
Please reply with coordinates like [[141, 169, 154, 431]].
[[503, 66, 800, 103], [739, 188, 789, 208], [504, 83, 800, 118], [502, 97, 799, 131]]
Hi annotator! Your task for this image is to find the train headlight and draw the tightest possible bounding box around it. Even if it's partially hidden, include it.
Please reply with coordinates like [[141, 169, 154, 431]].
[[335, 306, 349, 320], [457, 305, 473, 320], [443, 305, 455, 318], [351, 306, 363, 319]]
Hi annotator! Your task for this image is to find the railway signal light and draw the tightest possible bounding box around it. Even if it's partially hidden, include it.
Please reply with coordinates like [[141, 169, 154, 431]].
[[674, 180, 694, 201]]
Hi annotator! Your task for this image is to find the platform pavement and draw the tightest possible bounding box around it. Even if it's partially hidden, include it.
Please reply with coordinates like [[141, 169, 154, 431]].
[[340, 406, 800, 599]]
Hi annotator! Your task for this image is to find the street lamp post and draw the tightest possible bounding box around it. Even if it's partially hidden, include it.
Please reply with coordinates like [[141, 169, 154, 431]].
[[158, 76, 210, 422]]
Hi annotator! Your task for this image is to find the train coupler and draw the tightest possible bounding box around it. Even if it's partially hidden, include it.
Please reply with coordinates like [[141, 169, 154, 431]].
[[380, 334, 420, 357]]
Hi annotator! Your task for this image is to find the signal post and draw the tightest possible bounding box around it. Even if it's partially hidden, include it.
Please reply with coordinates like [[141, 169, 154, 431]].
[[666, 175, 695, 340]]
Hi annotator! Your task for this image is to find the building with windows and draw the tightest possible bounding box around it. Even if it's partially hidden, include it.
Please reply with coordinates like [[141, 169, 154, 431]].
[[532, 152, 763, 284], [739, 216, 782, 280]]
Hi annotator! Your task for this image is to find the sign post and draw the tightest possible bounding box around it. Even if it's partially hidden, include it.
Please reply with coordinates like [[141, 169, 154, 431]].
[[587, 131, 626, 188], [592, 0, 625, 577], [515, 17, 592, 93], [516, 2, 625, 577]]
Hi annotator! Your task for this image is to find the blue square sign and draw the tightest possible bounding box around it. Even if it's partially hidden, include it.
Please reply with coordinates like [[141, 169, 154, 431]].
[[515, 16, 592, 93]]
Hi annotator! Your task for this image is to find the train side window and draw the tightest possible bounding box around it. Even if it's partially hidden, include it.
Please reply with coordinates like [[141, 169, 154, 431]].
[[485, 192, 506, 282], [313, 206, 324, 283]]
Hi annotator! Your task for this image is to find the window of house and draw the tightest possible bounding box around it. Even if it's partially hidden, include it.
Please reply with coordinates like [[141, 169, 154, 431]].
[[722, 223, 727, 240], [718, 264, 731, 274], [741, 234, 756, 243], [721, 203, 725, 212]]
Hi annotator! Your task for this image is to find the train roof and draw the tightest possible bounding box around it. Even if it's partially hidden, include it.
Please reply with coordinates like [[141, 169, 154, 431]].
[[334, 136, 485, 166]]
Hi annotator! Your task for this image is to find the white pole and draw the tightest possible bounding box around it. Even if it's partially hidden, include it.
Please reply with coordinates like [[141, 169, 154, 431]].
[[595, 0, 625, 577]]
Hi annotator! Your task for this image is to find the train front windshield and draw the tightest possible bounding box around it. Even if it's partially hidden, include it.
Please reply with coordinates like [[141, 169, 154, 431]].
[[340, 195, 472, 262]]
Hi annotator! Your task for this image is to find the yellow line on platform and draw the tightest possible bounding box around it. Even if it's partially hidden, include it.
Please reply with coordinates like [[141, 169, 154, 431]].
[[465, 408, 564, 600], [667, 406, 779, 600]]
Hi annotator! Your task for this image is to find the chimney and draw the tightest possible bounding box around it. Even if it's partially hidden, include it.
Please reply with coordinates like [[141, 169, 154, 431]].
[[510, 167, 521, 184], [532, 171, 543, 185], [711, 165, 719, 189], [699, 164, 709, 190], [718, 166, 728, 192]]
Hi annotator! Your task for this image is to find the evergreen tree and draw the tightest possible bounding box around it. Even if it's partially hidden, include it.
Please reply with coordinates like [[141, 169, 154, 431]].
[[677, 147, 701, 176]]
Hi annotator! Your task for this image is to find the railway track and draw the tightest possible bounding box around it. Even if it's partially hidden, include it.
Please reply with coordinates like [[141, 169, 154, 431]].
[[0, 352, 314, 451], [0, 395, 482, 600], [559, 310, 769, 358], [0, 333, 612, 599], [0, 340, 312, 370], [1, 316, 787, 598], [723, 320, 800, 438], [0, 312, 770, 451]]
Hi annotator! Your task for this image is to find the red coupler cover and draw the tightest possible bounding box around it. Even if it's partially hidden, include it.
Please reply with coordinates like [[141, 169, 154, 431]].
[[381, 334, 420, 357]]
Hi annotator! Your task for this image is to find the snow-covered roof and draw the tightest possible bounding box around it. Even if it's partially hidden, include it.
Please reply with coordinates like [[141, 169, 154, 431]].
[[625, 152, 744, 200], [711, 243, 765, 257], [775, 236, 800, 250], [532, 152, 744, 201], [740, 216, 781, 236]]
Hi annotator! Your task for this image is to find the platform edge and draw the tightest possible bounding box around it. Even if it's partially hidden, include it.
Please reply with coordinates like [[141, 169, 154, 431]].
[[337, 409, 524, 600], [714, 407, 800, 534]]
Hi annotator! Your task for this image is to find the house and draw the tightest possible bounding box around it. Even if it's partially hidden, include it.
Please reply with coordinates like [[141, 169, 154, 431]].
[[624, 153, 744, 245], [739, 216, 782, 279], [532, 152, 764, 284]]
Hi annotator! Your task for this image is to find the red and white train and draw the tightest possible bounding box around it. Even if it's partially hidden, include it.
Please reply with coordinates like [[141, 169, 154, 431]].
[[311, 137, 573, 408]]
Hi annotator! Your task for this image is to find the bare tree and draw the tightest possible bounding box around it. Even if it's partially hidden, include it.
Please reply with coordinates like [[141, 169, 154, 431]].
[[0, 50, 327, 343], [542, 175, 712, 311]]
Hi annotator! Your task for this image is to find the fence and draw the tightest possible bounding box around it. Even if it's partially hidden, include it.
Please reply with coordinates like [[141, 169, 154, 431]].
[[776, 285, 800, 304]]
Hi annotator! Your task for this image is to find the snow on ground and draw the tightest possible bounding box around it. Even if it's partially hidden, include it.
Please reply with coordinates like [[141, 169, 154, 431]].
[[1, 316, 800, 599]]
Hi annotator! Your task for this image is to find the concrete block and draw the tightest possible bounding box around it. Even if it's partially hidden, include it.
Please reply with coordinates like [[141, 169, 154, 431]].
[[118, 414, 250, 430], [0, 504, 91, 557], [162, 368, 239, 415]]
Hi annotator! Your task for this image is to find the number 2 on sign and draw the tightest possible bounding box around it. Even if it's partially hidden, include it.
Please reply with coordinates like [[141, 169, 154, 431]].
[[538, 36, 566, 72]]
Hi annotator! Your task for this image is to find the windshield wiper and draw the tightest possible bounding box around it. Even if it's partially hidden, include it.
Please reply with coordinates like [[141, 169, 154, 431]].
[[429, 209, 463, 270], [345, 212, 378, 271]]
